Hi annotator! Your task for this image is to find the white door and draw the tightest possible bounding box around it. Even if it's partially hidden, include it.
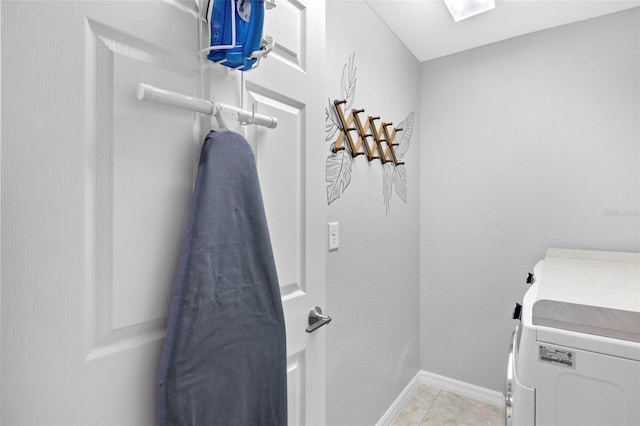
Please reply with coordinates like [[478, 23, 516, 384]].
[[0, 0, 326, 424], [242, 1, 327, 425]]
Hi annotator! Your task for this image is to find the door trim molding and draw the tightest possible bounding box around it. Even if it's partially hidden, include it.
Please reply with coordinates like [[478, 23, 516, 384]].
[[376, 370, 504, 426]]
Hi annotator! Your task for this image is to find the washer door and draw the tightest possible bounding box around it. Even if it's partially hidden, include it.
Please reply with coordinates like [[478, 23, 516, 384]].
[[504, 328, 517, 426], [505, 323, 536, 426]]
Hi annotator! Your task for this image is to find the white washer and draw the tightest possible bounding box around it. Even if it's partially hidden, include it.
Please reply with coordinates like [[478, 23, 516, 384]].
[[505, 249, 640, 426]]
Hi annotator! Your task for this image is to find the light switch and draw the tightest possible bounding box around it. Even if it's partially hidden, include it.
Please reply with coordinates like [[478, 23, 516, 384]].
[[328, 222, 339, 251]]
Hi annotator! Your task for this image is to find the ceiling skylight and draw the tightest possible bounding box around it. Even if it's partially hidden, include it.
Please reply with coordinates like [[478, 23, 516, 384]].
[[443, 0, 496, 22]]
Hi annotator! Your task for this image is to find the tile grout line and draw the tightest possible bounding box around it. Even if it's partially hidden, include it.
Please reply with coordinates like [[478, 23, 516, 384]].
[[393, 383, 504, 425], [418, 387, 441, 423]]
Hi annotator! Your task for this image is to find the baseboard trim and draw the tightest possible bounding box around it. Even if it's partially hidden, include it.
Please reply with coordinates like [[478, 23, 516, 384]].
[[375, 372, 423, 426], [376, 370, 505, 426], [418, 370, 504, 407]]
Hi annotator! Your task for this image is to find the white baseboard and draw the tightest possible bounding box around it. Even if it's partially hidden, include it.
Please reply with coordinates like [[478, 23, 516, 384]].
[[376, 370, 505, 426], [418, 370, 504, 407], [375, 372, 423, 426]]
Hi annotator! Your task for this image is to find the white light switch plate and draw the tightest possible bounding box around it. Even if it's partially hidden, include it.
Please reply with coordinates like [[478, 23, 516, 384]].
[[328, 222, 339, 251]]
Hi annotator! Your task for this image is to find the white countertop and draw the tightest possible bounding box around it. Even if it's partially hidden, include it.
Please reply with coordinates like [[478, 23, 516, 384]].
[[532, 248, 640, 343]]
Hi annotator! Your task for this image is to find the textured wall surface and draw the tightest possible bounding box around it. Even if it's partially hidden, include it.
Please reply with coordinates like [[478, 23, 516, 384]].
[[325, 1, 421, 425], [419, 8, 640, 392]]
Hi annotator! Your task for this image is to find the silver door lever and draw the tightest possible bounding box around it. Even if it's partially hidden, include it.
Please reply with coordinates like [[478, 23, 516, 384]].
[[306, 306, 332, 333]]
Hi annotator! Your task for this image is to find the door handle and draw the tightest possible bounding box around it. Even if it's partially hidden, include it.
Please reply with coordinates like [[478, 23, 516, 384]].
[[306, 306, 332, 333]]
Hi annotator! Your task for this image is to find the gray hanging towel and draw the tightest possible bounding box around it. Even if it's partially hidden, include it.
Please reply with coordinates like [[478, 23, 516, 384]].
[[158, 130, 287, 426]]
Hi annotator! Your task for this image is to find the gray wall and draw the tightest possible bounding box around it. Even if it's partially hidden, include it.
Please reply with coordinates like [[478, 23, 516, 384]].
[[419, 8, 640, 392], [326, 1, 421, 425]]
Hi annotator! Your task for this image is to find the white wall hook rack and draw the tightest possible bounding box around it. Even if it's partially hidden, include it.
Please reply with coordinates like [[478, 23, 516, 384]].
[[136, 83, 278, 129]]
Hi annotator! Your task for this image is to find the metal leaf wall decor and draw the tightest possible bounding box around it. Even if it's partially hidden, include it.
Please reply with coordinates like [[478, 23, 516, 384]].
[[324, 52, 414, 213]]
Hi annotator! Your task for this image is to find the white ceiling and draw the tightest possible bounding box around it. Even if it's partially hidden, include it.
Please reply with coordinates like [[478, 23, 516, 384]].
[[364, 0, 640, 62]]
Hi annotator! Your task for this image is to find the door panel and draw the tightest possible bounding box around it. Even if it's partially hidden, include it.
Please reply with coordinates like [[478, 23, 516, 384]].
[[264, 0, 307, 70], [2, 0, 325, 424], [2, 1, 199, 423], [244, 1, 326, 424], [249, 87, 305, 296], [287, 351, 307, 426], [84, 15, 200, 359]]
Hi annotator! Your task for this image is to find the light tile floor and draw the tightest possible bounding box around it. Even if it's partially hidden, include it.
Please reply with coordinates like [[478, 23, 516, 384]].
[[392, 384, 504, 426]]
